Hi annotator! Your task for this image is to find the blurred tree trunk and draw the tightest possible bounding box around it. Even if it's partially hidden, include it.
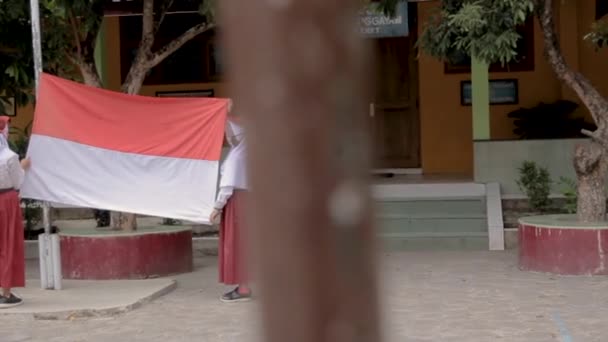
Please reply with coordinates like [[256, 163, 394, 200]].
[[221, 0, 381, 341]]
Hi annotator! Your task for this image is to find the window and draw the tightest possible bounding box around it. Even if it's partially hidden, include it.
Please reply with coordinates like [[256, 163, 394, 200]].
[[444, 17, 535, 74], [206, 40, 223, 81], [119, 14, 219, 85], [597, 0, 608, 20]]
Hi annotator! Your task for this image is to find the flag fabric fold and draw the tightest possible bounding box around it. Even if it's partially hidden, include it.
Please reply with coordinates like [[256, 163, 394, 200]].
[[20, 73, 228, 224]]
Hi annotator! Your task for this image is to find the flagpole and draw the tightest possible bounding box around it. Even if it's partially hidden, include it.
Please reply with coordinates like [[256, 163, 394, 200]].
[[30, 0, 42, 90], [30, 0, 62, 290]]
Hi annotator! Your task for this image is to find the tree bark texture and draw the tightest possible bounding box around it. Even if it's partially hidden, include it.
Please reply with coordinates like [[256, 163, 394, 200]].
[[574, 142, 607, 222], [78, 61, 103, 88], [121, 0, 214, 94], [221, 0, 380, 342], [536, 0, 608, 222]]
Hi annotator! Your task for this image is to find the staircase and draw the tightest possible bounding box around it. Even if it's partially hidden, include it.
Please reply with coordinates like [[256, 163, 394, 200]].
[[373, 183, 499, 251]]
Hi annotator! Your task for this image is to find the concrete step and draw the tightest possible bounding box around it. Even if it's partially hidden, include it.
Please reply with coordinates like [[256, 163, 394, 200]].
[[375, 197, 489, 250], [380, 232, 489, 251], [378, 216, 488, 233]]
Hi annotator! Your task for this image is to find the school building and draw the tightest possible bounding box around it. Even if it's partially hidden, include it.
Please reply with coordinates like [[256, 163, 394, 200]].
[[10, 0, 608, 250]]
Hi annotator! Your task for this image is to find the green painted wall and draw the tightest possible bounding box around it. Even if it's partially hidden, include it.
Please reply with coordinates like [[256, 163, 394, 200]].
[[473, 139, 598, 195], [94, 19, 107, 86], [471, 57, 490, 140]]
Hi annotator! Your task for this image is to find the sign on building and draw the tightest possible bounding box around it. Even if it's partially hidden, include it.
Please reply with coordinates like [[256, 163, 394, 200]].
[[359, 2, 409, 38]]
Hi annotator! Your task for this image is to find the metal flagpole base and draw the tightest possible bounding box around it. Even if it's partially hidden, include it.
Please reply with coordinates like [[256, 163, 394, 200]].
[[39, 202, 62, 290]]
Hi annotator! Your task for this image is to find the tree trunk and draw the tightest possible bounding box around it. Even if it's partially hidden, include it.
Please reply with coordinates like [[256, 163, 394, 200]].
[[78, 62, 103, 88], [112, 69, 146, 231], [108, 0, 212, 231], [535, 0, 608, 124], [221, 0, 379, 341], [117, 67, 146, 231], [110, 211, 138, 231], [121, 67, 147, 95], [77, 59, 139, 231], [78, 58, 141, 231], [536, 0, 608, 222], [78, 62, 114, 228], [575, 142, 608, 222]]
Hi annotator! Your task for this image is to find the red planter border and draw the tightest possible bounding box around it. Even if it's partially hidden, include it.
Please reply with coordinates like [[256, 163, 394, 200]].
[[60, 227, 193, 280], [519, 215, 608, 276]]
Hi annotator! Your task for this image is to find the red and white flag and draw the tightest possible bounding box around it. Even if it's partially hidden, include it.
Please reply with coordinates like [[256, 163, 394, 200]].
[[20, 74, 228, 223]]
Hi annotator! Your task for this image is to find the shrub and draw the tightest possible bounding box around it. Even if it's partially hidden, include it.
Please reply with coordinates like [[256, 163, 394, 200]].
[[517, 161, 552, 212], [558, 177, 577, 214]]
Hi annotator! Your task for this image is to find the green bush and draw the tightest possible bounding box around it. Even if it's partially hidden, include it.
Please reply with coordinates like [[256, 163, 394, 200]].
[[517, 161, 552, 212], [558, 177, 577, 214]]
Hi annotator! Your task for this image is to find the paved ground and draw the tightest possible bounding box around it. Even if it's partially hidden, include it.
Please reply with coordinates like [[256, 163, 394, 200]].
[[1, 277, 175, 319], [2, 251, 608, 341]]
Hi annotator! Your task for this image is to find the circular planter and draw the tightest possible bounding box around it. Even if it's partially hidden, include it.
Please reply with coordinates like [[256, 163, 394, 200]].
[[519, 215, 608, 276], [60, 226, 193, 280]]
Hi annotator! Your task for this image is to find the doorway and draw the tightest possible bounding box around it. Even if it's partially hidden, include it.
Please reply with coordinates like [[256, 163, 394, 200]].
[[369, 4, 420, 170]]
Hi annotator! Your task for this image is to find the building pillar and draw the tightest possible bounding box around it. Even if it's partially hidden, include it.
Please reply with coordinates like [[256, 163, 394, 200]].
[[94, 18, 107, 87], [471, 57, 490, 140]]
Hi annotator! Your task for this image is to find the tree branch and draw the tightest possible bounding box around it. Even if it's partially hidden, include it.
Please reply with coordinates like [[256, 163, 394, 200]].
[[146, 22, 216, 69], [582, 129, 608, 149], [155, 0, 175, 33], [67, 55, 102, 88], [141, 0, 155, 52], [122, 0, 156, 94], [67, 10, 83, 62], [535, 0, 608, 125]]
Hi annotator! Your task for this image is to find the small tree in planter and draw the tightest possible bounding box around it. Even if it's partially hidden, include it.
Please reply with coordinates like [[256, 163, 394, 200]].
[[53, 0, 218, 231]]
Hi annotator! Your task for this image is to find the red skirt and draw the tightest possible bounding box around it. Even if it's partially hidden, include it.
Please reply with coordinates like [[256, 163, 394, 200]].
[[0, 190, 25, 288], [219, 190, 248, 285]]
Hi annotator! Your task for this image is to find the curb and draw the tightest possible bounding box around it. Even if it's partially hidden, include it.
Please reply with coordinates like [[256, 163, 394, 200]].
[[3, 280, 177, 321]]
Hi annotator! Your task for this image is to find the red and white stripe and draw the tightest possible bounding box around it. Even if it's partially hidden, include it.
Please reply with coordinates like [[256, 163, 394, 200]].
[[20, 74, 228, 223]]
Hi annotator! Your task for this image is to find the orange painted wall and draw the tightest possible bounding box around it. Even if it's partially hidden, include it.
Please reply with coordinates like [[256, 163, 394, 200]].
[[417, 1, 608, 176], [578, 1, 608, 101], [11, 4, 608, 177], [9, 104, 34, 135], [417, 2, 562, 176]]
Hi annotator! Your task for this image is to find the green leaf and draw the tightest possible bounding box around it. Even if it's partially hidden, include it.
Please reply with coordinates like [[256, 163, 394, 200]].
[[414, 0, 535, 64]]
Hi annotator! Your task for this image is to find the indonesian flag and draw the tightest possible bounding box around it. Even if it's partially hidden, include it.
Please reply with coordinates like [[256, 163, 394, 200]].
[[20, 73, 228, 224]]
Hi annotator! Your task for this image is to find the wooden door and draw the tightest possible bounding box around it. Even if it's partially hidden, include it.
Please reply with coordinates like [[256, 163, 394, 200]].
[[369, 35, 420, 169]]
